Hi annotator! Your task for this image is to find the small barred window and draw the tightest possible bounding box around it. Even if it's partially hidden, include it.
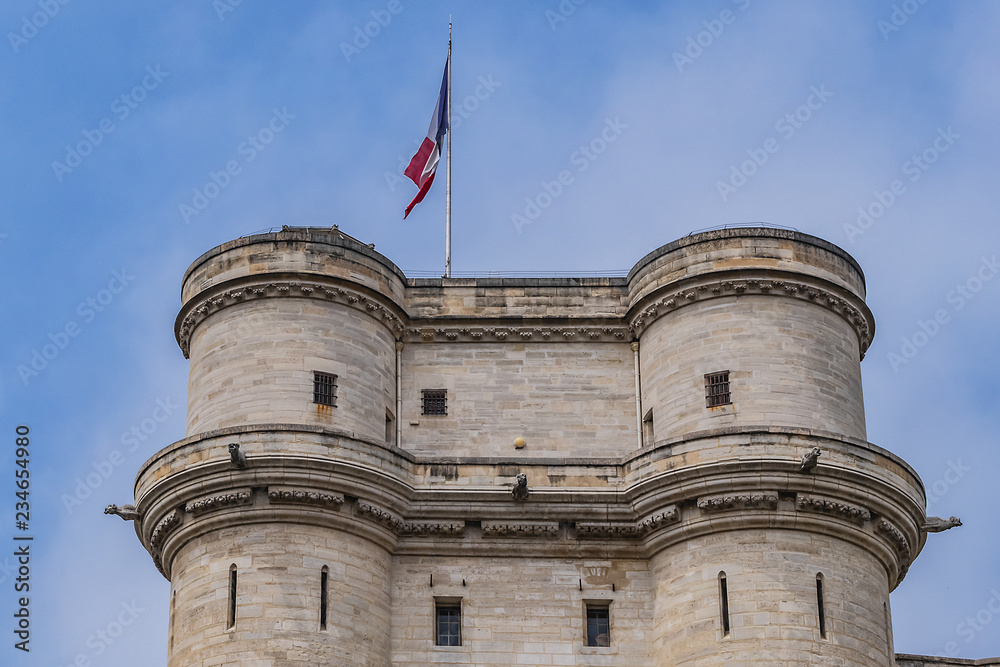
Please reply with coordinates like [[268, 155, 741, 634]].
[[435, 602, 462, 646], [314, 372, 338, 407], [586, 603, 611, 647], [705, 371, 731, 407], [422, 389, 447, 416]]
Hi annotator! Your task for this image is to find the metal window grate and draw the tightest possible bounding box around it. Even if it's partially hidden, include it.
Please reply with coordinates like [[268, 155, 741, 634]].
[[586, 604, 611, 647], [422, 389, 447, 415], [314, 372, 338, 407], [705, 371, 731, 407], [435, 603, 462, 646]]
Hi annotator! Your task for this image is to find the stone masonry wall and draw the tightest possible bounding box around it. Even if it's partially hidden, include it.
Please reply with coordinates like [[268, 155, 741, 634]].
[[650, 528, 893, 666], [186, 299, 396, 443], [391, 555, 654, 666], [168, 522, 392, 667], [639, 294, 867, 443], [400, 342, 638, 458]]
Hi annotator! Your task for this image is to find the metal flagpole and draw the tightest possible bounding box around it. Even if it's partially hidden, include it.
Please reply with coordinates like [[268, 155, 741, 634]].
[[444, 20, 452, 278]]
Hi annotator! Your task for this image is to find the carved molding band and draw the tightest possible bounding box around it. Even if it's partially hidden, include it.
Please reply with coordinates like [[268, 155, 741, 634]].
[[149, 509, 182, 551], [401, 521, 466, 537], [697, 492, 779, 512], [577, 506, 680, 539], [403, 325, 630, 344], [185, 489, 252, 515], [176, 281, 405, 358], [355, 501, 465, 536], [356, 501, 403, 532], [576, 522, 642, 538], [267, 487, 345, 508], [876, 518, 911, 560], [875, 517, 912, 586], [629, 276, 873, 357], [481, 521, 560, 538], [796, 494, 871, 524]]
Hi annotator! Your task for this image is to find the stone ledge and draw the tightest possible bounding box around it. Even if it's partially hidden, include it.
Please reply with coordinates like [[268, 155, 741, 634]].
[[896, 655, 1000, 666]]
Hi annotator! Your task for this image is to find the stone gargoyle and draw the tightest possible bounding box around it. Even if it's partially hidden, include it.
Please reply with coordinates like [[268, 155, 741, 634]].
[[511, 473, 529, 501], [229, 442, 248, 469], [923, 516, 962, 533], [105, 504, 140, 521], [799, 447, 822, 473]]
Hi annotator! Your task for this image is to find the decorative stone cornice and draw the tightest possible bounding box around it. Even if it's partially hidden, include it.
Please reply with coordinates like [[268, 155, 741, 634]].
[[697, 492, 779, 512], [149, 509, 182, 551], [577, 507, 680, 539], [176, 280, 405, 358], [576, 522, 643, 538], [876, 518, 911, 560], [628, 276, 873, 356], [356, 501, 404, 532], [875, 517, 913, 586], [185, 489, 252, 515], [481, 521, 560, 538], [355, 501, 464, 536], [403, 325, 631, 344], [796, 494, 871, 524], [400, 521, 465, 537], [267, 487, 345, 508]]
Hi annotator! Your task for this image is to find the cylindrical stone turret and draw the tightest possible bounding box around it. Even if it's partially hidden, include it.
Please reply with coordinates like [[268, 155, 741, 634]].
[[125, 226, 929, 667], [628, 228, 873, 443]]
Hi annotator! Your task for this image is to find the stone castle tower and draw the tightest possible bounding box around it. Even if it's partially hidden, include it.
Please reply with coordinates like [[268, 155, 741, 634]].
[[121, 226, 951, 665]]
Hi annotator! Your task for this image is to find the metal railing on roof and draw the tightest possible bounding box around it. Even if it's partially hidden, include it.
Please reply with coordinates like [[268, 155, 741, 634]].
[[685, 222, 800, 236], [402, 270, 627, 278]]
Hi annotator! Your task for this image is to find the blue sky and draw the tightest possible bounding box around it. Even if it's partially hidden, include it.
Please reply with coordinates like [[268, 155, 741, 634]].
[[2, 1, 998, 664]]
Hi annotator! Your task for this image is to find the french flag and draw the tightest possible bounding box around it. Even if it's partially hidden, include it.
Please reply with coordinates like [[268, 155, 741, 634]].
[[404, 58, 450, 219]]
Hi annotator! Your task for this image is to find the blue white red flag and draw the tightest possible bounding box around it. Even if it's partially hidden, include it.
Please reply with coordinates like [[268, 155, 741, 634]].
[[404, 58, 450, 218]]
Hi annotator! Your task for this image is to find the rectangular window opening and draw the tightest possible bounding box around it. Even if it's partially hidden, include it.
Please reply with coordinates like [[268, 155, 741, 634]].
[[719, 572, 730, 637], [642, 408, 654, 447], [169, 591, 176, 654], [320, 568, 329, 631], [705, 371, 731, 408], [817, 576, 827, 639], [435, 601, 462, 646], [884, 601, 894, 657], [314, 371, 338, 407], [227, 567, 237, 630], [385, 409, 395, 446], [422, 389, 448, 416], [586, 603, 611, 647]]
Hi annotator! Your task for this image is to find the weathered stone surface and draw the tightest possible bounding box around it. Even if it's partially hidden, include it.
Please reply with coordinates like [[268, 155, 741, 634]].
[[123, 227, 953, 667]]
